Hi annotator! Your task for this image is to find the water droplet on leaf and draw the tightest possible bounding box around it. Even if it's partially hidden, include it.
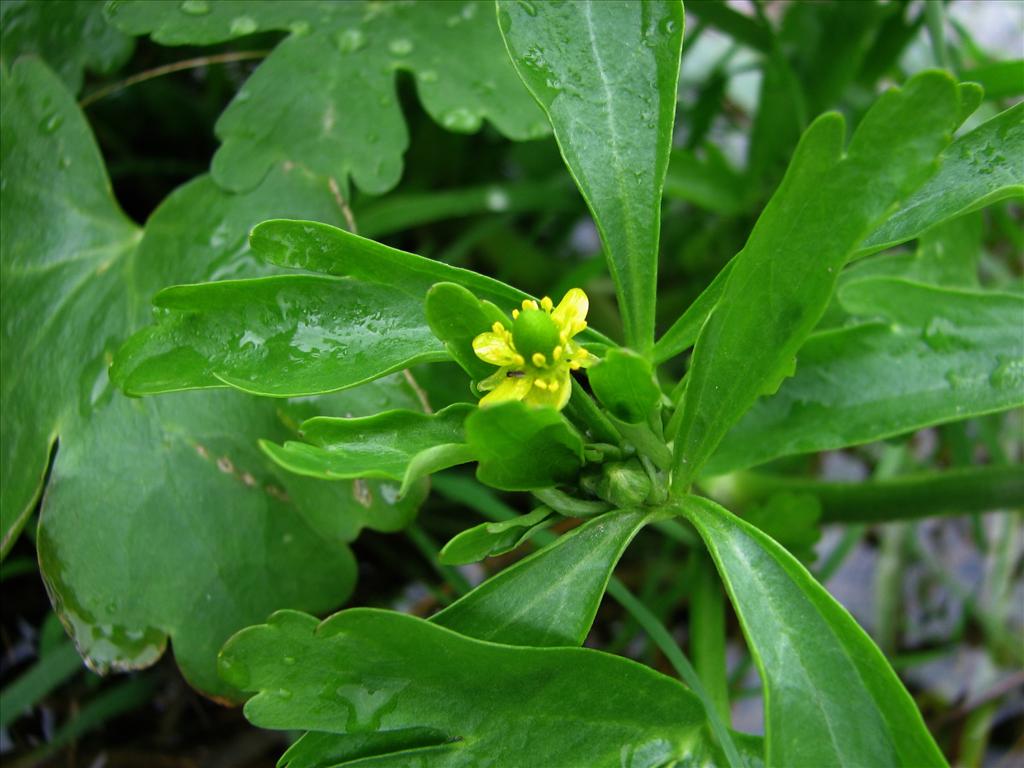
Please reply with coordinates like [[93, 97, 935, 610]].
[[229, 16, 257, 35], [389, 38, 413, 56], [180, 0, 210, 15], [442, 108, 479, 132], [335, 28, 366, 53]]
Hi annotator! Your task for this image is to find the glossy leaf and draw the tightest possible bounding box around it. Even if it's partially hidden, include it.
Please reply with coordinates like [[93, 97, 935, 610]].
[[961, 60, 1024, 101], [1, 57, 140, 558], [861, 102, 1024, 255], [249, 219, 614, 346], [671, 71, 962, 491], [425, 282, 509, 381], [589, 348, 662, 424], [706, 278, 1024, 475], [682, 495, 946, 767], [260, 404, 473, 482], [433, 510, 651, 645], [220, 608, 710, 766], [465, 401, 583, 491], [0, 0, 133, 93], [113, 275, 448, 397], [654, 89, 1013, 368], [1, 59, 411, 695], [437, 507, 552, 566], [399, 443, 478, 497], [108, 0, 545, 194], [38, 392, 358, 698], [498, 0, 684, 353]]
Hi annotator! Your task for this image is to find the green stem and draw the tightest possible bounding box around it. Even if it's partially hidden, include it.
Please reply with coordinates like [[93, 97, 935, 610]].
[[691, 552, 731, 724], [566, 379, 622, 445], [607, 579, 743, 768], [709, 465, 1024, 524], [531, 487, 613, 518]]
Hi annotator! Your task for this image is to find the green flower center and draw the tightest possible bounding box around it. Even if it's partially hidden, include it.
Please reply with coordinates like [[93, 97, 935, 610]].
[[512, 309, 561, 364]]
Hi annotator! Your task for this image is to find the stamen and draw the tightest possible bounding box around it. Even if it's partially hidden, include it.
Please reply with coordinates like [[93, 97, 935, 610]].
[[513, 354, 525, 366], [540, 296, 553, 311], [491, 321, 505, 334], [552, 346, 563, 361], [569, 361, 581, 370], [531, 352, 546, 367], [534, 378, 549, 390], [512, 308, 520, 319], [522, 299, 539, 311]]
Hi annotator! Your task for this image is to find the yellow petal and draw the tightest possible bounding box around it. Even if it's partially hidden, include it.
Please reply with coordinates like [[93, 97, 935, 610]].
[[552, 288, 589, 338], [565, 340, 599, 369], [473, 331, 518, 366], [523, 369, 571, 410], [479, 374, 533, 407], [477, 367, 511, 392]]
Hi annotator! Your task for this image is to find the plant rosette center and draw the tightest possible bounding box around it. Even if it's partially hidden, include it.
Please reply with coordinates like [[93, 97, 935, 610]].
[[472, 288, 599, 410]]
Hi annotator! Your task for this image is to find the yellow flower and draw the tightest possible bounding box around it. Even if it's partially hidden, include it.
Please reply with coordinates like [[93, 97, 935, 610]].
[[472, 288, 599, 410]]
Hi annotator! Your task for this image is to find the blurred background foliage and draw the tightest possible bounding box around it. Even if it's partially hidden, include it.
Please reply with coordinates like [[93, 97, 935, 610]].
[[1, 0, 1021, 766]]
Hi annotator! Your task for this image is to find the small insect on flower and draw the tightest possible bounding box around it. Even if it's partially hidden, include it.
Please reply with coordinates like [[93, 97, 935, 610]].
[[472, 288, 599, 410]]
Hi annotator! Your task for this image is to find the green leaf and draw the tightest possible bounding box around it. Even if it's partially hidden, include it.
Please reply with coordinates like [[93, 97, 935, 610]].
[[588, 347, 662, 424], [654, 85, 1013, 369], [112, 274, 448, 397], [433, 509, 651, 645], [1, 59, 412, 694], [260, 404, 473, 481], [38, 392, 358, 699], [861, 103, 1024, 255], [425, 282, 509, 381], [1, 56, 141, 558], [681, 495, 947, 768], [0, 0, 133, 93], [251, 219, 528, 309], [219, 608, 710, 765], [399, 443, 478, 497], [743, 492, 822, 563], [706, 278, 1024, 475], [108, 0, 546, 194], [670, 71, 962, 490], [961, 59, 1024, 102], [465, 401, 583, 490], [437, 507, 552, 566], [497, 0, 685, 353], [249, 219, 615, 345]]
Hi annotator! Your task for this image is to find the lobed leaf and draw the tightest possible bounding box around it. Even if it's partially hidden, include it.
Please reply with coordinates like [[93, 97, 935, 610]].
[[0, 0, 133, 93], [1, 58, 413, 695], [112, 275, 448, 397], [682, 495, 947, 768], [260, 404, 473, 482], [861, 102, 1024, 255], [654, 97, 1017, 367], [0, 57, 138, 556], [498, 0, 684, 354], [705, 278, 1024, 475], [219, 608, 710, 766], [107, 0, 546, 194], [670, 71, 962, 490]]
